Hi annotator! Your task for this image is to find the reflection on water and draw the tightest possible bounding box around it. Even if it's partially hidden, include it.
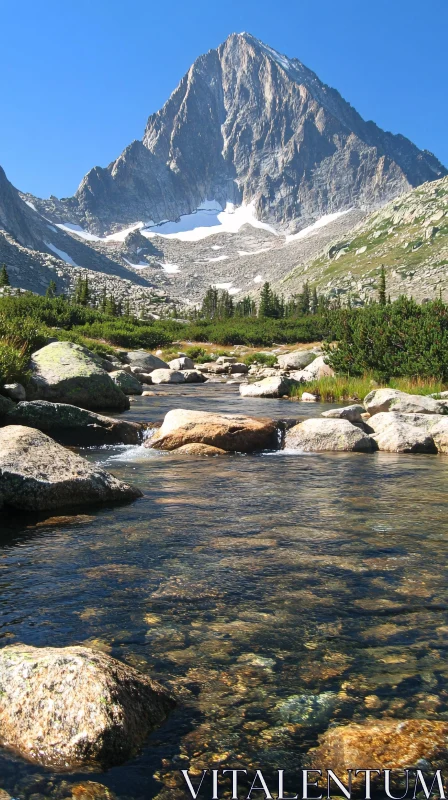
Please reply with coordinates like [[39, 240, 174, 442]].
[[0, 385, 448, 798]]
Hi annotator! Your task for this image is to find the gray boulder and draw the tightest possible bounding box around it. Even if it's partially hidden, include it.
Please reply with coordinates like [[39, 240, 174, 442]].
[[169, 356, 194, 370], [150, 369, 185, 384], [182, 370, 207, 383], [228, 362, 249, 374], [290, 355, 334, 382], [216, 356, 237, 364], [110, 370, 143, 395], [124, 350, 169, 371], [239, 376, 294, 398], [429, 418, 448, 454], [285, 418, 374, 452], [277, 349, 321, 370], [364, 388, 445, 417], [2, 383, 26, 401], [322, 404, 365, 423], [0, 394, 14, 422], [0, 425, 142, 511], [5, 401, 144, 446], [370, 416, 436, 453], [0, 644, 175, 769], [27, 342, 129, 411]]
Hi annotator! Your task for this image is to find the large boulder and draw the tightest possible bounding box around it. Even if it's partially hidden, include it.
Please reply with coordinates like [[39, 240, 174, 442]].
[[277, 349, 321, 370], [110, 370, 143, 395], [124, 350, 169, 371], [0, 644, 175, 770], [322, 404, 365, 422], [429, 418, 448, 454], [168, 356, 194, 370], [289, 355, 334, 382], [368, 412, 437, 453], [148, 409, 279, 452], [27, 342, 129, 411], [150, 369, 185, 385], [0, 426, 142, 511], [308, 719, 448, 791], [364, 388, 446, 416], [228, 362, 249, 374], [285, 418, 374, 452], [239, 376, 294, 398], [5, 401, 144, 446]]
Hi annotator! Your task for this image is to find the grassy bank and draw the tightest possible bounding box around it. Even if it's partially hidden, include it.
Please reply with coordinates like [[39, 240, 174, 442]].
[[289, 375, 448, 403]]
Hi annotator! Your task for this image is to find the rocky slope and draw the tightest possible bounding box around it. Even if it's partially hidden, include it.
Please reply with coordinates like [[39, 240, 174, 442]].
[[27, 32, 445, 237], [280, 174, 448, 303]]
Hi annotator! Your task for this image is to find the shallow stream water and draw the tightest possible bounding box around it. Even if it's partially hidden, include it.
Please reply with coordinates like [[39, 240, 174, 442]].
[[1, 385, 448, 799]]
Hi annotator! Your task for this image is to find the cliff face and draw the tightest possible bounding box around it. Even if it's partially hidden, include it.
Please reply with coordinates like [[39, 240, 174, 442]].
[[26, 33, 446, 236]]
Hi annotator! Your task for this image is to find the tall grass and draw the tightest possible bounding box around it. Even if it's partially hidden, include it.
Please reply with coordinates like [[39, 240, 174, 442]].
[[288, 374, 447, 402]]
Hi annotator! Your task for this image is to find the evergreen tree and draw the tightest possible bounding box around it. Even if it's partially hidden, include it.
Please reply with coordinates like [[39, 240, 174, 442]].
[[104, 296, 117, 316], [79, 276, 90, 306], [378, 265, 387, 306], [259, 282, 273, 317], [100, 288, 107, 313], [45, 279, 57, 298], [0, 264, 10, 287], [299, 281, 310, 314], [311, 286, 318, 314], [201, 287, 219, 318]]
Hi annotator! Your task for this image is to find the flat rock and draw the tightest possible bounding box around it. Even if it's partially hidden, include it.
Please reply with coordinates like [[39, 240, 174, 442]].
[[0, 644, 175, 770], [109, 370, 143, 395], [0, 426, 142, 511], [169, 356, 194, 370], [239, 376, 293, 398], [150, 369, 185, 385], [277, 349, 320, 370], [285, 418, 375, 452], [148, 409, 279, 452], [124, 350, 169, 371], [322, 404, 365, 422], [5, 401, 144, 446], [27, 342, 129, 411]]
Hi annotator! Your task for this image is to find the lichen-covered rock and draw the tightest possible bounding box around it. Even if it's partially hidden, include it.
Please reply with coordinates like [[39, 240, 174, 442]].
[[169, 356, 194, 370], [5, 401, 144, 446], [322, 404, 365, 422], [369, 414, 437, 453], [150, 369, 185, 384], [0, 644, 175, 770], [148, 409, 279, 452], [239, 376, 293, 398], [173, 443, 227, 455], [364, 388, 446, 416], [285, 418, 374, 452], [277, 349, 320, 370], [110, 370, 143, 395], [124, 350, 169, 371], [307, 719, 448, 787], [27, 342, 129, 411], [0, 426, 142, 511]]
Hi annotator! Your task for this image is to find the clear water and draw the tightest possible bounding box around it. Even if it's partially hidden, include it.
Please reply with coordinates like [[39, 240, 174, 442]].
[[1, 385, 448, 799]]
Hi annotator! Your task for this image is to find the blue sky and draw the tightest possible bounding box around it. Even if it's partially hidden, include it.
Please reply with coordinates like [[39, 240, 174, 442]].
[[1, 0, 447, 198]]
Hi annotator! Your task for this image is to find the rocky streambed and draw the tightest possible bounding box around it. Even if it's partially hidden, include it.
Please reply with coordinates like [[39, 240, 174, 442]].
[[1, 380, 448, 798]]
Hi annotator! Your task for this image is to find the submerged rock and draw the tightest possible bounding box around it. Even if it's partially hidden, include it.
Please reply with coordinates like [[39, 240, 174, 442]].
[[0, 425, 142, 511], [239, 376, 293, 398], [285, 418, 374, 452], [150, 369, 185, 384], [109, 370, 143, 395], [308, 719, 448, 780], [274, 692, 338, 725], [27, 342, 129, 411], [0, 644, 175, 770], [173, 443, 227, 455], [5, 400, 144, 446], [322, 404, 365, 422], [148, 409, 279, 452]]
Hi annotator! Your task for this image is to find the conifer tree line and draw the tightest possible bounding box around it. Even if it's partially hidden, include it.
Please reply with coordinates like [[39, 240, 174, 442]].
[[197, 281, 327, 320]]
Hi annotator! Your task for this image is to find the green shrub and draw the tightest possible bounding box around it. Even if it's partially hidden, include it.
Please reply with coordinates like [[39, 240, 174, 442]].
[[0, 342, 29, 385], [243, 352, 277, 367]]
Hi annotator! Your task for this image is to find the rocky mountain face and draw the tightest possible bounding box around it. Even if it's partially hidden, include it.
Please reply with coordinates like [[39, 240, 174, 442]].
[[279, 175, 448, 304], [27, 32, 446, 237]]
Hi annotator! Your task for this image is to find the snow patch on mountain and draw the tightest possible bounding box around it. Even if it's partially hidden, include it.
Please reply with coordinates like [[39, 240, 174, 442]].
[[141, 201, 278, 242]]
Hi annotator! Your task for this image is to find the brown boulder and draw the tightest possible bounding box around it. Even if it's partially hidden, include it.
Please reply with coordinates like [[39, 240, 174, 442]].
[[0, 644, 175, 770], [147, 409, 279, 452], [173, 443, 228, 455]]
